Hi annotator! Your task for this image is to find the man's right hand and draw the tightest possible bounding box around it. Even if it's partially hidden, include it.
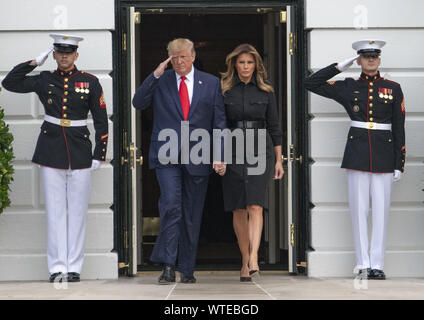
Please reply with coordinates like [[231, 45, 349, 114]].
[[35, 47, 54, 66], [153, 56, 173, 78], [336, 55, 360, 72]]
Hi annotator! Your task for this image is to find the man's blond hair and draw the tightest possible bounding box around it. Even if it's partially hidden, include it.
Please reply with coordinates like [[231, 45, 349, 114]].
[[167, 38, 195, 56]]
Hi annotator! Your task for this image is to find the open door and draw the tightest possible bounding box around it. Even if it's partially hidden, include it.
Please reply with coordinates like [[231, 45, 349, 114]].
[[116, 3, 307, 273], [285, 5, 303, 274], [116, 6, 141, 276]]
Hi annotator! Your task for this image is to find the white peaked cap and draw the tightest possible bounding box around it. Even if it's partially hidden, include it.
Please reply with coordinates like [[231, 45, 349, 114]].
[[50, 33, 84, 52], [352, 39, 386, 54]]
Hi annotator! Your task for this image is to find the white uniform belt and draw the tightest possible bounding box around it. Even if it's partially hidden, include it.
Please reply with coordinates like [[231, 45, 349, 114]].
[[44, 115, 87, 127], [351, 121, 392, 130]]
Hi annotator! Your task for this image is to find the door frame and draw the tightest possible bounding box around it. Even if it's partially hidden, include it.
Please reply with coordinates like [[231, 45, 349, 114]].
[[112, 0, 309, 275]]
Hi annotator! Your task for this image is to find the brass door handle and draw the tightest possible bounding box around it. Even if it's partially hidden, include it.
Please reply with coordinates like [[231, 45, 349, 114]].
[[295, 155, 303, 164], [136, 156, 143, 166], [121, 156, 128, 165]]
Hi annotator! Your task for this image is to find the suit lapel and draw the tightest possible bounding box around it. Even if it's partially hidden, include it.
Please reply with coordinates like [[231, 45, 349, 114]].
[[188, 69, 203, 119], [164, 71, 184, 120]]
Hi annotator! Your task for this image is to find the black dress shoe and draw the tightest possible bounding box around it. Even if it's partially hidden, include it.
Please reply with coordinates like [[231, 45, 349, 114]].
[[67, 272, 81, 282], [158, 264, 176, 285], [49, 272, 65, 283], [180, 273, 196, 284], [370, 269, 386, 280], [356, 268, 371, 279]]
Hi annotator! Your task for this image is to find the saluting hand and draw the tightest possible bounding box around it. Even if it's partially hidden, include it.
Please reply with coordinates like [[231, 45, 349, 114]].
[[153, 56, 173, 78], [337, 55, 360, 72], [35, 46, 54, 66]]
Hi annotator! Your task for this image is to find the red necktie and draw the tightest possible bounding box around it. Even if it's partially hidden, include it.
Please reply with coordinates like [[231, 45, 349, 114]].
[[179, 76, 190, 120]]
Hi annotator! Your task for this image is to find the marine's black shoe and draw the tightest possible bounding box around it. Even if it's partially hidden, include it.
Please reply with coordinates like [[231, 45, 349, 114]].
[[370, 269, 386, 280], [67, 272, 81, 282], [49, 272, 65, 283]]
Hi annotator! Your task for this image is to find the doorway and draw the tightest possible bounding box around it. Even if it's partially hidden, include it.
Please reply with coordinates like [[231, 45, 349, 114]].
[[133, 11, 289, 271]]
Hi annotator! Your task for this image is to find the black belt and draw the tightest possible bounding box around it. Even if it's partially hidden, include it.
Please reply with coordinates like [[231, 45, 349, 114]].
[[227, 120, 266, 129]]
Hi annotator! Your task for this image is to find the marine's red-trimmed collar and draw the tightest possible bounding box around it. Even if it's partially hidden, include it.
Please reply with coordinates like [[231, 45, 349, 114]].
[[55, 66, 78, 77]]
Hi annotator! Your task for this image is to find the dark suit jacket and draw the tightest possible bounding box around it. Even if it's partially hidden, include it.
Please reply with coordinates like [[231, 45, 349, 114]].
[[2, 61, 109, 169], [132, 68, 227, 176], [305, 63, 405, 173]]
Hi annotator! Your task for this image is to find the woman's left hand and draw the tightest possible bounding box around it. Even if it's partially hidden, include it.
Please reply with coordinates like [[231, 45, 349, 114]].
[[273, 161, 284, 180]]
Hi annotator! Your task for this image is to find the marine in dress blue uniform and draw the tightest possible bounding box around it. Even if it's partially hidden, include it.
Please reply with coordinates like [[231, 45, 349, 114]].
[[2, 34, 108, 282], [305, 40, 405, 279]]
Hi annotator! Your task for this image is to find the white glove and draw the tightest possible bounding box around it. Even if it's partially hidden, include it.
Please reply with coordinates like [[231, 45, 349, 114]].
[[91, 160, 101, 171], [337, 55, 360, 72], [393, 170, 402, 182], [35, 47, 54, 66]]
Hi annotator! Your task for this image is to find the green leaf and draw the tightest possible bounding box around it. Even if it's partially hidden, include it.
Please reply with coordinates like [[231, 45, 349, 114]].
[[0, 88, 15, 214]]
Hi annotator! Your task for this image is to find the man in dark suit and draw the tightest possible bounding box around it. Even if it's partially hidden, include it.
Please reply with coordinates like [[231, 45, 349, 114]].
[[305, 39, 405, 280], [132, 38, 227, 284]]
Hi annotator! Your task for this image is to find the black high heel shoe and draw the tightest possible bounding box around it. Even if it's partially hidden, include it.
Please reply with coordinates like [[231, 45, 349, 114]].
[[249, 269, 260, 278], [240, 265, 251, 282]]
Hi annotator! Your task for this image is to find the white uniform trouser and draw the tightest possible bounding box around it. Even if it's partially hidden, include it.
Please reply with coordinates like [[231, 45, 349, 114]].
[[347, 170, 393, 270], [40, 166, 91, 274]]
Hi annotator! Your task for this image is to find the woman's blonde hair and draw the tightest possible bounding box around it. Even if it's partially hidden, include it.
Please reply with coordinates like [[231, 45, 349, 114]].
[[221, 44, 273, 94]]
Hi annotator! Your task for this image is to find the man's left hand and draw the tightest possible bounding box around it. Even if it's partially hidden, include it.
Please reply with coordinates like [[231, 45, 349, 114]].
[[393, 170, 402, 182], [91, 160, 101, 171]]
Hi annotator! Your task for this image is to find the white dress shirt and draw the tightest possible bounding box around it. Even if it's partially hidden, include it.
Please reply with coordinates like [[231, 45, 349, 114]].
[[175, 67, 194, 104]]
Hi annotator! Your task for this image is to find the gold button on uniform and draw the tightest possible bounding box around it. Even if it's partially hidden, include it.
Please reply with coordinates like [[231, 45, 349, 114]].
[[64, 91, 68, 95], [63, 114, 67, 118], [63, 106, 67, 110], [63, 98, 67, 103], [369, 111, 373, 114], [369, 117, 374, 121], [84, 135, 88, 138], [369, 96, 373, 100], [369, 103, 373, 107], [64, 78, 68, 82], [369, 82, 373, 86], [369, 89, 373, 93]]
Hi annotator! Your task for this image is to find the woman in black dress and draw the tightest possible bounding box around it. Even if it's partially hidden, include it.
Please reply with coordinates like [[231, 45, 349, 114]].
[[219, 44, 284, 281]]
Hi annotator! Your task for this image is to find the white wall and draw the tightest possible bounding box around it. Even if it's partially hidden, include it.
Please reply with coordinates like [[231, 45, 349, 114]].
[[0, 0, 117, 280], [306, 0, 424, 277]]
